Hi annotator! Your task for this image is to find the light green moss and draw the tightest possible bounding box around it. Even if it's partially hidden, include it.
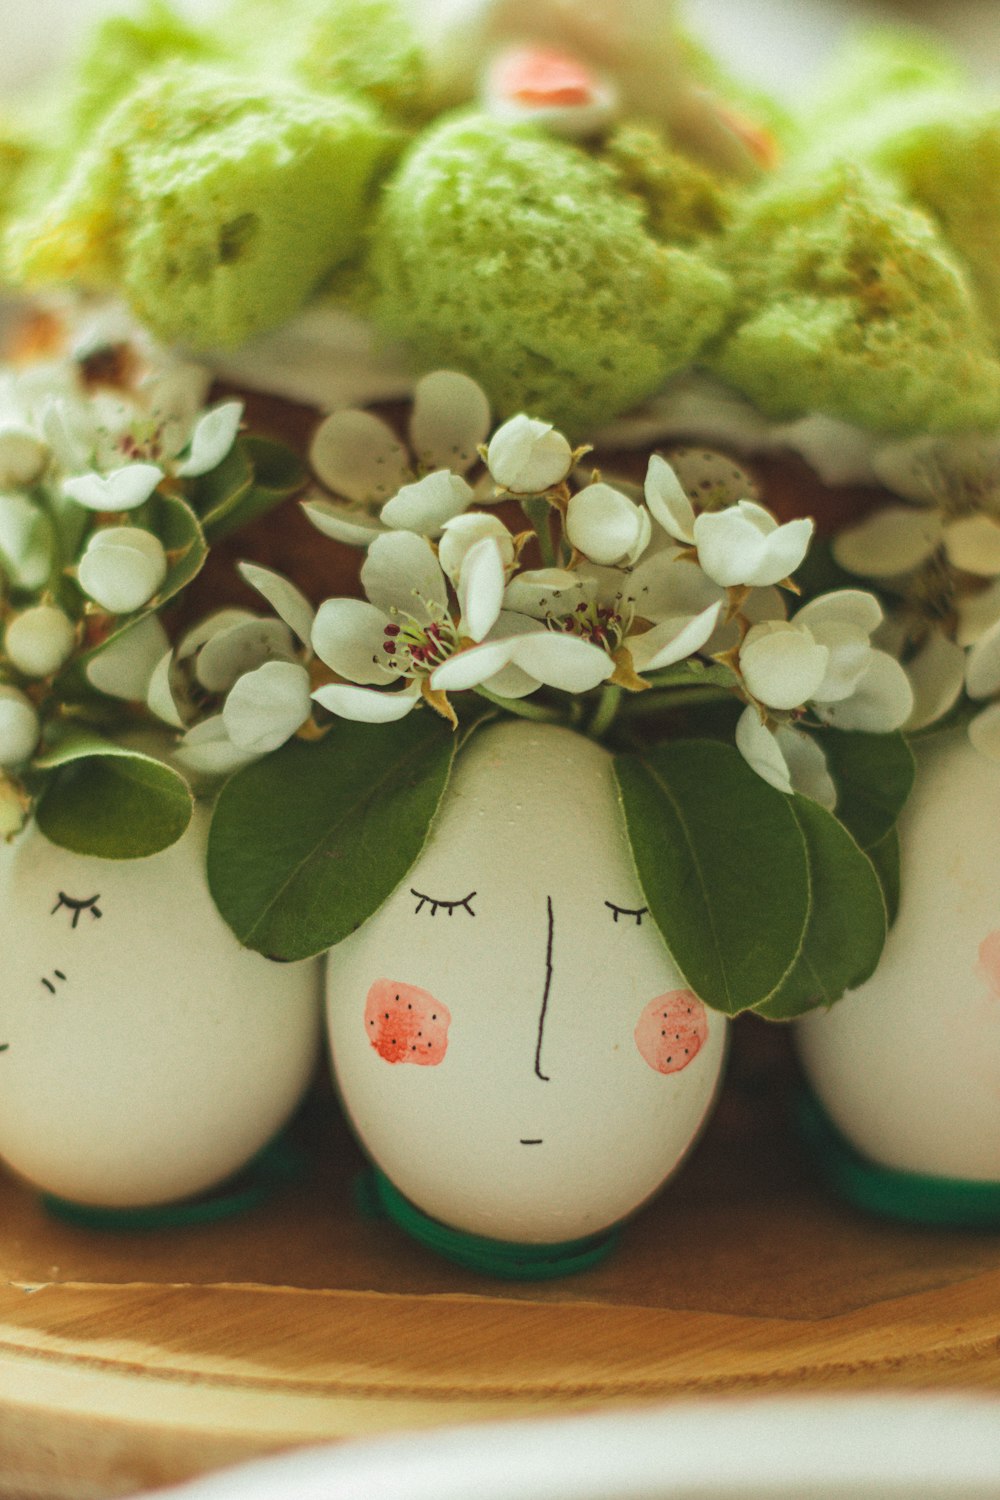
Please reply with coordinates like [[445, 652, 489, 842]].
[[6, 68, 397, 350], [708, 162, 1000, 434], [602, 124, 732, 244], [364, 113, 734, 434], [291, 0, 428, 120]]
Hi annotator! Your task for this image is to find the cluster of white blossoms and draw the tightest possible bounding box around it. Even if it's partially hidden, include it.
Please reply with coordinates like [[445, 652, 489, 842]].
[[186, 370, 912, 802], [833, 434, 1000, 758], [0, 310, 242, 819]]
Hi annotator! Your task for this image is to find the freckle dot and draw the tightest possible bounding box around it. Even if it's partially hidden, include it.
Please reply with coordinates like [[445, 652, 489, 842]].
[[667, 1056, 673, 1064], [384, 1011, 389, 1018]]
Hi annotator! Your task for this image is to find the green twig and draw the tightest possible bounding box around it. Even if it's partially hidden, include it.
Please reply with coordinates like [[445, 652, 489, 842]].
[[588, 684, 622, 740], [521, 498, 557, 568], [617, 686, 737, 717], [473, 686, 566, 723]]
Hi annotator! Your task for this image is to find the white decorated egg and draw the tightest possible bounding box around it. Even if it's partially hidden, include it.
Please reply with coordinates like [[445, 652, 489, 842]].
[[0, 809, 321, 1207], [796, 732, 1000, 1181], [326, 721, 726, 1244]]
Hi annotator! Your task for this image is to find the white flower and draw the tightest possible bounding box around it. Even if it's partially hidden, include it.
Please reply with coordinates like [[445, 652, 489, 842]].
[[486, 413, 574, 494], [62, 464, 165, 514], [735, 707, 836, 807], [310, 531, 610, 722], [566, 482, 652, 567], [693, 501, 813, 588], [0, 493, 54, 590], [966, 617, 1000, 703], [175, 401, 243, 478], [86, 616, 170, 701], [78, 527, 168, 614], [0, 424, 47, 489], [644, 455, 695, 544], [0, 685, 40, 767], [832, 505, 945, 579], [221, 660, 313, 754], [307, 371, 491, 546], [739, 620, 830, 711], [4, 605, 76, 678]]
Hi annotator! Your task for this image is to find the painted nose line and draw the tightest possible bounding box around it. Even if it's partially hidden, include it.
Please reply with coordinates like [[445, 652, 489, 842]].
[[534, 894, 554, 1082]]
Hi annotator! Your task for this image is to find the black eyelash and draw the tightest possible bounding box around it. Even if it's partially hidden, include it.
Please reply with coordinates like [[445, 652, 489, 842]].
[[51, 892, 103, 929], [411, 888, 476, 918], [605, 901, 649, 926]]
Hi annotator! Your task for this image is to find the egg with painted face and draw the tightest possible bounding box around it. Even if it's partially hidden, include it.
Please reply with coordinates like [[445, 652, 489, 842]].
[[796, 732, 1000, 1183], [326, 721, 727, 1245], [0, 809, 321, 1207]]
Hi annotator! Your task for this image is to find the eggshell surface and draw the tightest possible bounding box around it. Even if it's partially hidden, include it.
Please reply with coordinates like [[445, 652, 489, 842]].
[[0, 810, 321, 1206], [327, 721, 726, 1244], [796, 733, 1000, 1181]]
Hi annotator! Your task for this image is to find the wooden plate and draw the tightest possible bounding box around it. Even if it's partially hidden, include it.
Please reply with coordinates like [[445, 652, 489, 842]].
[[2, 1020, 999, 1500]]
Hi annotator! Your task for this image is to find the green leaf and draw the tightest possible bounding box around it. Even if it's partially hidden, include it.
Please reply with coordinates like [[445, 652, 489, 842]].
[[192, 436, 307, 543], [822, 728, 915, 850], [754, 796, 887, 1020], [867, 825, 901, 927], [207, 713, 457, 960], [34, 736, 193, 858], [613, 739, 811, 1015]]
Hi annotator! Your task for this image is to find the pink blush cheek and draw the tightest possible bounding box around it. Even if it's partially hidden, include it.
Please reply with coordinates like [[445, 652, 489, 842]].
[[977, 931, 1000, 998], [364, 979, 451, 1066], [634, 990, 709, 1075]]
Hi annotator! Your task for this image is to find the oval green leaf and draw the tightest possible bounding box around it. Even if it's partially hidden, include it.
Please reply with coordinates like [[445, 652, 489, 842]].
[[754, 795, 887, 1021], [821, 729, 915, 850], [35, 741, 193, 858], [207, 713, 457, 961], [613, 739, 811, 1015]]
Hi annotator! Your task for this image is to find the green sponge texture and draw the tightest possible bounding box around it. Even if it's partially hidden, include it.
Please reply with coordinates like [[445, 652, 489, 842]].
[[291, 0, 428, 119], [708, 162, 1000, 435], [602, 125, 732, 245], [365, 114, 734, 433], [6, 68, 395, 350]]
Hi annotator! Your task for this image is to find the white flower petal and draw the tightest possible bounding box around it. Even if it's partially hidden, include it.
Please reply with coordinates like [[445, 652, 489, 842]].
[[740, 622, 829, 711], [174, 716, 256, 777], [146, 647, 188, 728], [42, 396, 95, 473], [310, 409, 409, 503], [457, 537, 506, 643], [475, 610, 546, 698], [440, 512, 515, 586], [361, 531, 448, 623], [62, 463, 164, 513], [87, 616, 170, 702], [944, 514, 1000, 578], [872, 435, 949, 504], [904, 631, 967, 731], [509, 632, 615, 692], [813, 651, 914, 732], [0, 424, 47, 488], [957, 579, 1000, 647], [311, 597, 396, 684], [380, 470, 474, 537], [409, 371, 491, 474], [794, 589, 883, 639], [966, 618, 1000, 700], [969, 701, 1000, 761], [222, 661, 312, 753], [177, 608, 257, 661], [300, 497, 385, 549], [486, 414, 573, 494], [4, 605, 76, 678], [195, 618, 296, 694], [430, 637, 519, 691], [311, 681, 420, 722], [774, 725, 837, 809], [0, 685, 40, 767], [566, 483, 649, 567], [694, 502, 812, 588], [627, 550, 724, 625], [78, 527, 168, 614], [503, 568, 586, 620], [176, 400, 243, 477], [644, 454, 695, 544], [0, 493, 53, 590], [237, 562, 315, 646], [735, 706, 793, 795], [832, 506, 944, 578], [628, 602, 722, 672]]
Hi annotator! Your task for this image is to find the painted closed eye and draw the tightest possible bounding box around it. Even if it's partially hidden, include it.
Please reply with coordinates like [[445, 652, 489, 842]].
[[411, 888, 476, 918], [51, 892, 103, 929], [605, 901, 649, 926]]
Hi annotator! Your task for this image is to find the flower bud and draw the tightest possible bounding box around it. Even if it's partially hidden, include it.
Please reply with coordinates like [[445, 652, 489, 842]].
[[0, 685, 40, 767], [0, 424, 48, 489], [4, 605, 76, 678], [79, 527, 168, 614], [486, 414, 573, 494]]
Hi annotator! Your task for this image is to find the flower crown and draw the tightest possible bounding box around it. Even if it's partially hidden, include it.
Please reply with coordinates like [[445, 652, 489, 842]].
[[2, 309, 999, 1018]]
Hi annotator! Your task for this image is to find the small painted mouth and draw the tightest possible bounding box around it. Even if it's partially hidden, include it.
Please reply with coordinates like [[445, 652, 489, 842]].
[[519, 1138, 543, 1146]]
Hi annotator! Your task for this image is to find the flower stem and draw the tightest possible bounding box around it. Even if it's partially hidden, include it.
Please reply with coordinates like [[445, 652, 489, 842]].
[[473, 686, 565, 723], [588, 684, 622, 740], [618, 686, 736, 717], [521, 498, 557, 568]]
